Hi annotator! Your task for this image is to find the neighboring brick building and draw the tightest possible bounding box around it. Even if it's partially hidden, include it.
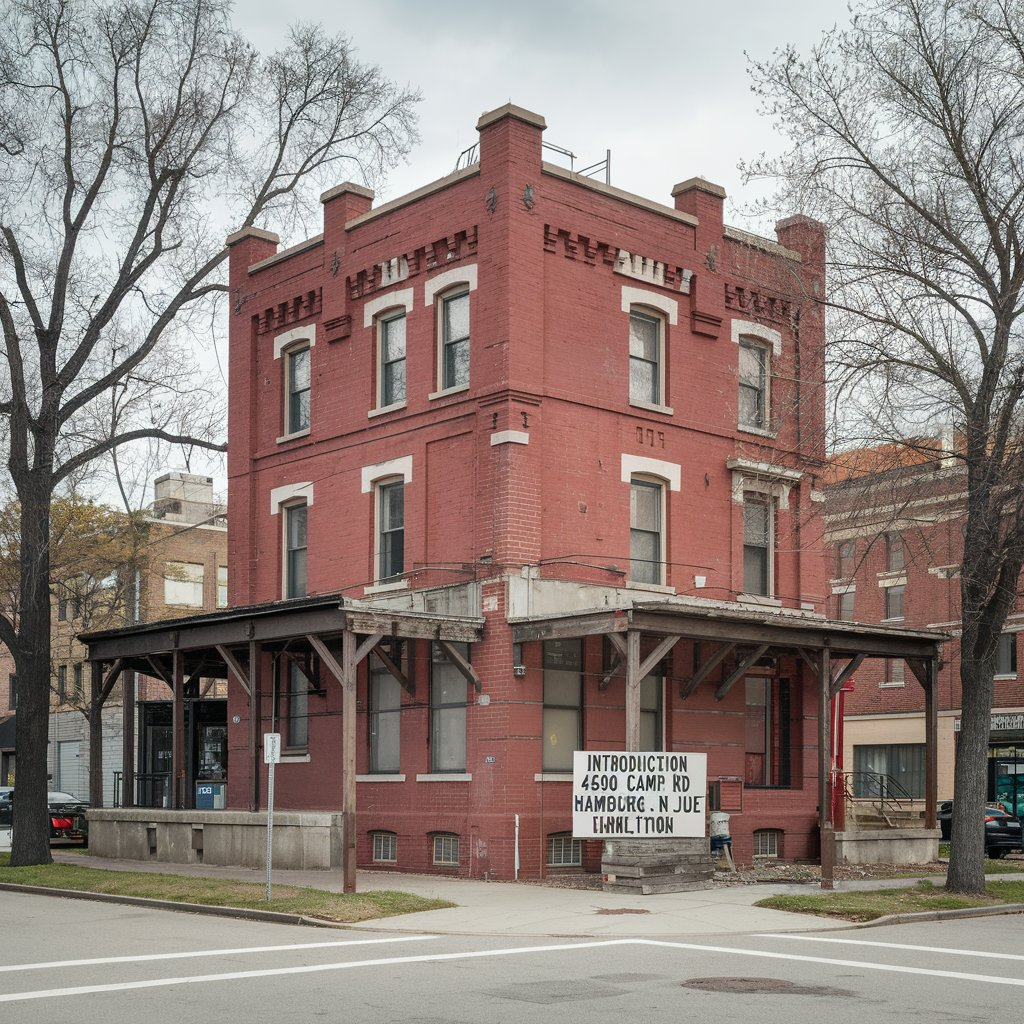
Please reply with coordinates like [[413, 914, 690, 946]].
[[48, 473, 228, 805], [824, 442, 1024, 818], [83, 103, 942, 882]]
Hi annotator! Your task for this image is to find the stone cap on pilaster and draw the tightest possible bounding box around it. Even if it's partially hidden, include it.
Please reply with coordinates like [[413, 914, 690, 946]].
[[320, 182, 375, 204], [225, 226, 280, 248], [671, 177, 727, 200], [476, 103, 547, 132]]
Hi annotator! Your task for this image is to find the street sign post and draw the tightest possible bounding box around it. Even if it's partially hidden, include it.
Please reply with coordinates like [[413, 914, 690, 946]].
[[263, 733, 280, 901]]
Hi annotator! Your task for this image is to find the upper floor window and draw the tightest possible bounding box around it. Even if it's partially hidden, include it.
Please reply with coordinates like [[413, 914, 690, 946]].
[[837, 590, 855, 621], [542, 639, 582, 772], [285, 344, 311, 435], [996, 632, 1018, 677], [629, 478, 664, 585], [738, 339, 769, 431], [378, 311, 407, 408], [440, 290, 470, 390], [886, 532, 905, 572], [164, 561, 204, 607], [629, 309, 663, 406], [884, 583, 905, 621], [216, 566, 228, 608], [285, 504, 308, 599], [57, 665, 68, 703], [743, 494, 773, 597], [73, 663, 83, 699], [837, 540, 855, 578], [377, 480, 404, 582]]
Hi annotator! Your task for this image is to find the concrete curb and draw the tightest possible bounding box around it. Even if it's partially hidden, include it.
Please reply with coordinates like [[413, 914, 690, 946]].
[[852, 902, 1024, 929]]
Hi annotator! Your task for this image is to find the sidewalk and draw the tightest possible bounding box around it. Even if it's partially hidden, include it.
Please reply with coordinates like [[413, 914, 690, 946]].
[[44, 851, 1016, 939]]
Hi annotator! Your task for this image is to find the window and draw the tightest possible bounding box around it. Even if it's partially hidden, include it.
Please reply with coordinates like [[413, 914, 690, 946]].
[[837, 540, 855, 579], [629, 309, 662, 405], [543, 639, 582, 772], [837, 590, 855, 621], [371, 831, 397, 863], [285, 504, 308, 599], [743, 495, 772, 596], [7, 675, 15, 711], [745, 677, 791, 787], [853, 743, 925, 799], [439, 290, 470, 390], [629, 479, 663, 584], [547, 832, 582, 867], [430, 643, 468, 772], [58, 597, 69, 621], [164, 561, 204, 607], [996, 632, 1018, 676], [640, 674, 663, 751], [378, 311, 406, 407], [217, 566, 228, 608], [73, 663, 83, 699], [369, 646, 403, 773], [285, 659, 310, 749], [884, 584, 904, 621], [432, 833, 460, 866], [377, 480, 404, 582], [738, 339, 769, 430], [753, 828, 782, 858], [886, 532, 905, 571], [57, 665, 67, 702], [883, 658, 904, 686], [285, 344, 311, 435]]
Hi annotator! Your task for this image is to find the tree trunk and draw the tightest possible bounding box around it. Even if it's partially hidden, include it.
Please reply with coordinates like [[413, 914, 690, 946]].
[[10, 477, 54, 866], [945, 640, 993, 894]]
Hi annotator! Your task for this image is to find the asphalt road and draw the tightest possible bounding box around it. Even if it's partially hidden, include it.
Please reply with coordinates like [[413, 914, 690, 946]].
[[2, 891, 1022, 1024]]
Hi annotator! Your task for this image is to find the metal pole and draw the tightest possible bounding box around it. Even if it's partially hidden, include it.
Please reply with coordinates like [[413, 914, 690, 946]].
[[265, 759, 275, 901]]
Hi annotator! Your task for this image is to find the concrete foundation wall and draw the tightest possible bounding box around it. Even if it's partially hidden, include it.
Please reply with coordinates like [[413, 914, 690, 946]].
[[835, 827, 940, 865], [88, 809, 343, 870]]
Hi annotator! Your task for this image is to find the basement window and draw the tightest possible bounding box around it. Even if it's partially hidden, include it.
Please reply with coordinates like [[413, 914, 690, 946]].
[[753, 828, 782, 858], [371, 831, 397, 863], [432, 832, 460, 866], [547, 832, 582, 867]]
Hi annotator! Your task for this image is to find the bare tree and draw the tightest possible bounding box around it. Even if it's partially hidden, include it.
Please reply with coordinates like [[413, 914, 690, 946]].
[[0, 0, 419, 864], [748, 0, 1024, 893]]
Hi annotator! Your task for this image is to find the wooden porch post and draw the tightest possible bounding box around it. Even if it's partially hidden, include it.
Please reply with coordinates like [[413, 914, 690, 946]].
[[925, 657, 938, 830], [122, 670, 136, 808], [818, 645, 834, 889], [89, 662, 104, 807], [625, 630, 641, 752], [342, 628, 357, 893], [249, 640, 261, 813], [172, 648, 185, 810]]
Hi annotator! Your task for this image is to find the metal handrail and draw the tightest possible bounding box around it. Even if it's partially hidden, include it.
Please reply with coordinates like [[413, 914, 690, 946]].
[[839, 770, 917, 824]]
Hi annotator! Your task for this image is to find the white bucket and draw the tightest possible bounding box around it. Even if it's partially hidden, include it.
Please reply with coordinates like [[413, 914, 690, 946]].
[[710, 811, 731, 838]]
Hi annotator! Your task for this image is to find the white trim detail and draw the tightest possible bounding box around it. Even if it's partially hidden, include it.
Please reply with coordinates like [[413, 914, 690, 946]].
[[490, 430, 530, 446], [363, 580, 410, 596], [363, 287, 414, 327], [731, 319, 781, 356], [620, 454, 681, 491], [356, 774, 407, 783], [726, 457, 802, 509], [878, 575, 907, 589], [831, 582, 856, 595], [270, 481, 314, 514], [424, 264, 478, 304], [361, 455, 413, 493], [415, 773, 473, 782], [273, 324, 316, 360], [621, 286, 678, 325]]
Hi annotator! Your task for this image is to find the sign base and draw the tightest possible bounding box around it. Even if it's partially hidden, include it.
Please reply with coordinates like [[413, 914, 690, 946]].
[[600, 837, 714, 894]]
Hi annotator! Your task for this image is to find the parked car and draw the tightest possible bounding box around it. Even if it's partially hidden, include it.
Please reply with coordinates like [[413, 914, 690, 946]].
[[937, 799, 1024, 858], [2, 789, 89, 846]]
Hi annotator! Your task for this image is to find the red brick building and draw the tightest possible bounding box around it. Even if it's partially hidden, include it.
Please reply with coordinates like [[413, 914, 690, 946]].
[[83, 104, 942, 882], [825, 443, 1024, 818]]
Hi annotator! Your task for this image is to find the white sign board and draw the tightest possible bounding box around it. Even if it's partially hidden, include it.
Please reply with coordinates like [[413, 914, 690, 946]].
[[572, 751, 708, 839], [263, 732, 281, 764]]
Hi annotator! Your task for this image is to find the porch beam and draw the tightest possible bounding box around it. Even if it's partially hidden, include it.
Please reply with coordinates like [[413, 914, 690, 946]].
[[606, 633, 627, 658], [98, 658, 124, 705], [145, 655, 173, 688], [436, 639, 481, 694], [906, 657, 929, 689], [216, 645, 251, 698], [371, 643, 413, 695], [637, 636, 679, 683], [830, 653, 865, 696], [714, 644, 769, 701], [599, 651, 622, 690], [355, 632, 385, 668], [680, 642, 735, 699], [343, 610, 483, 643], [796, 647, 820, 676]]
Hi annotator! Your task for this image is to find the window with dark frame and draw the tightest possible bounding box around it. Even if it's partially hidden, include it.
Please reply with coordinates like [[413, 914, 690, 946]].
[[886, 532, 905, 572], [738, 339, 768, 430], [837, 539, 855, 578], [57, 665, 67, 702], [369, 645, 403, 774], [628, 309, 661, 405], [285, 659, 310, 749], [285, 344, 311, 434], [73, 663, 83, 699], [853, 743, 925, 799], [640, 674, 663, 751], [884, 583, 905, 620], [996, 632, 1018, 676], [285, 503, 308, 599], [629, 479, 663, 584], [371, 831, 397, 863], [743, 494, 772, 596], [377, 480, 404, 582], [432, 832, 460, 866], [744, 676, 792, 787], [440, 290, 470, 390], [430, 642, 468, 772], [380, 311, 407, 407], [542, 639, 583, 772]]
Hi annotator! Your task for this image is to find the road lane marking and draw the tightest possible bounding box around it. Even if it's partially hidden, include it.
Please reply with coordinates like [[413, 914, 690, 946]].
[[0, 936, 436, 973], [756, 934, 1024, 962], [3, 937, 1024, 1003]]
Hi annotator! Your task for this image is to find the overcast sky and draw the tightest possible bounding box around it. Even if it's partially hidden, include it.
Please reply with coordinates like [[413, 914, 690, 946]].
[[236, 0, 854, 231]]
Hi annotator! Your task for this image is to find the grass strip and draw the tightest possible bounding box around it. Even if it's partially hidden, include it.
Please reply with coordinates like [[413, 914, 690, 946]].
[[0, 855, 454, 924], [755, 878, 1024, 922]]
